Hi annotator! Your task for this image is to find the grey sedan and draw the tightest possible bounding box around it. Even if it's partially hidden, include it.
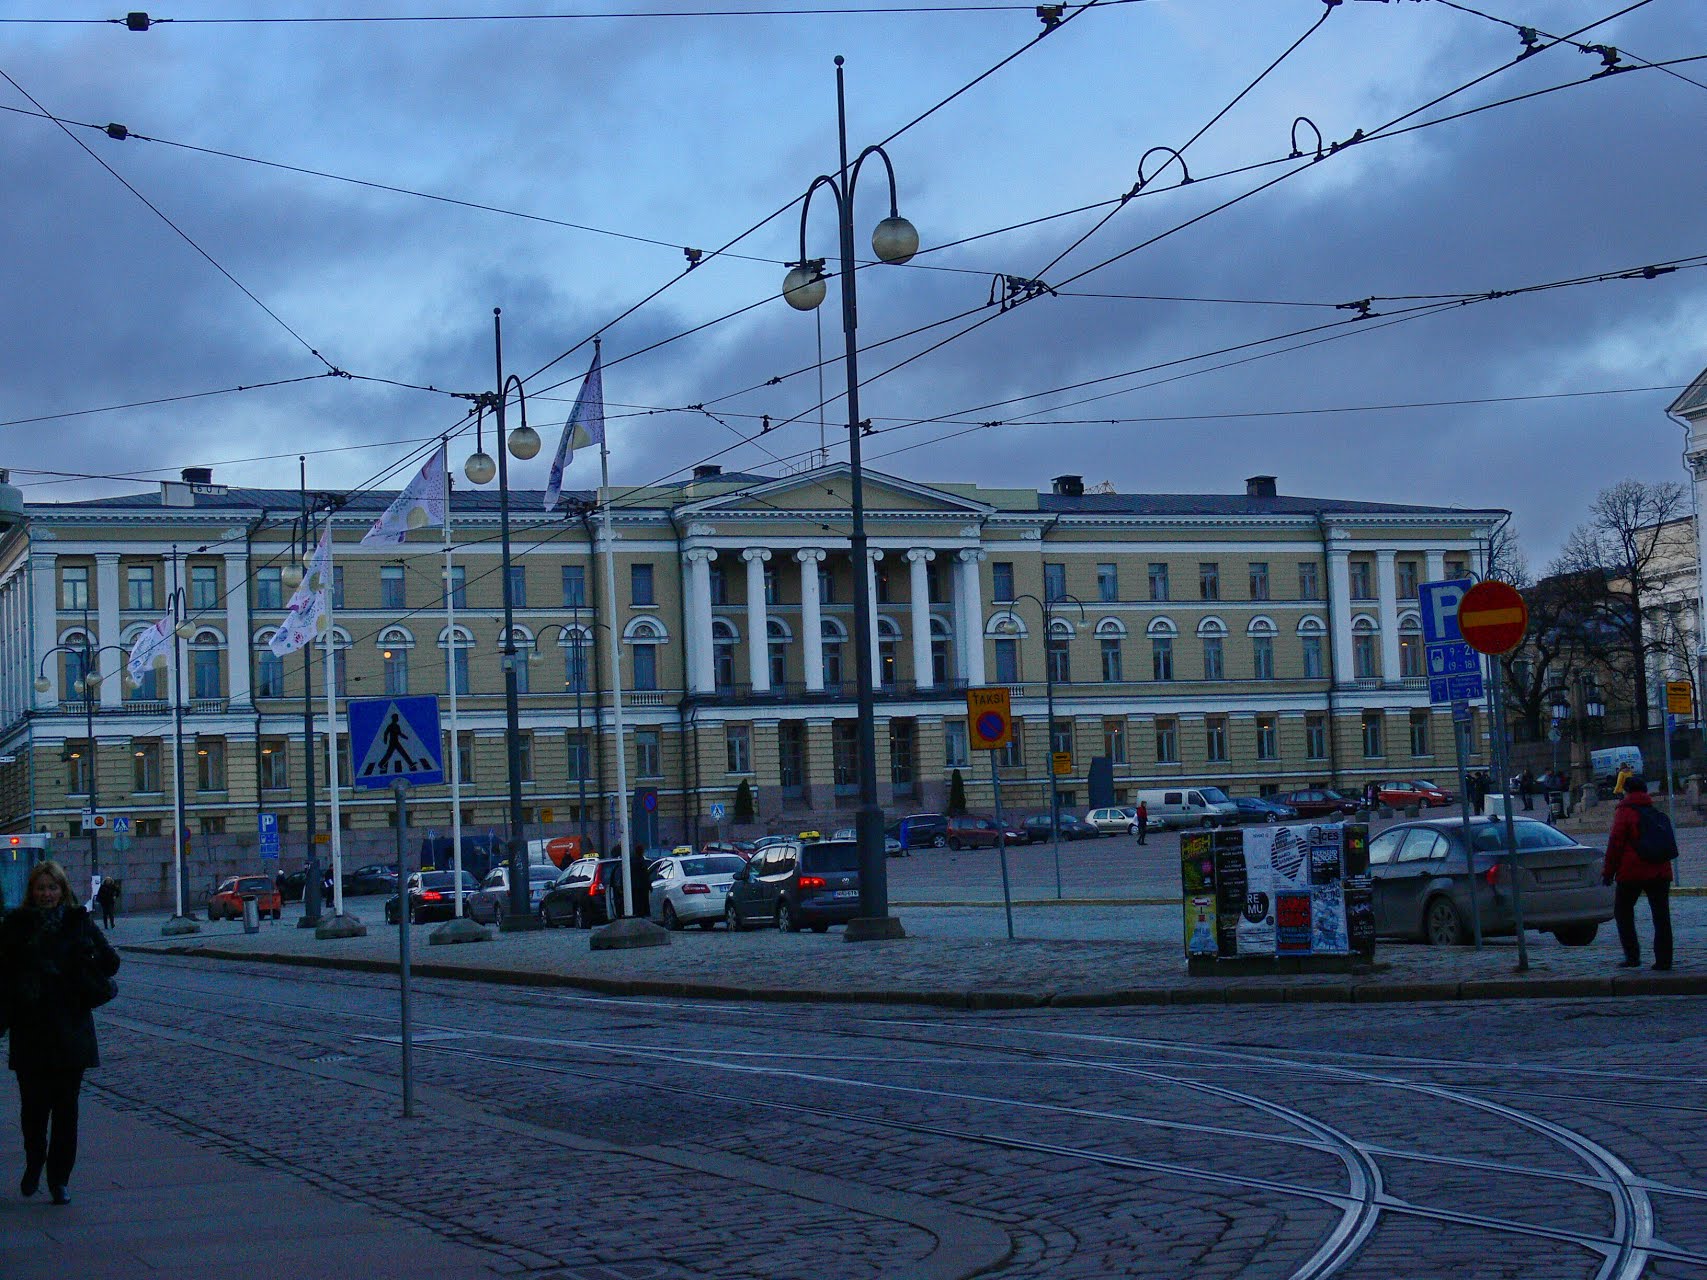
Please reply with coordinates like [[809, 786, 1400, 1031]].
[[1368, 816, 1613, 947]]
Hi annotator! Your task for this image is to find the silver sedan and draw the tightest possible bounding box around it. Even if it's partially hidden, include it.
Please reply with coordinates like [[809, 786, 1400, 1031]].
[[647, 854, 748, 930]]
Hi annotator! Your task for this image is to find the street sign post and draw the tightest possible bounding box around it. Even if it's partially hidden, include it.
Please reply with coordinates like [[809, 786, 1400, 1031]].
[[709, 802, 726, 822], [966, 687, 1016, 938], [258, 812, 280, 861], [1420, 579, 1484, 705]]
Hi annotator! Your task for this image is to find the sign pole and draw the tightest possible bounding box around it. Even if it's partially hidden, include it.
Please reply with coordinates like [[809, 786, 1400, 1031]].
[[992, 750, 1014, 941], [393, 779, 413, 1118], [1452, 707, 1482, 948], [966, 686, 1016, 940], [1487, 655, 1529, 972]]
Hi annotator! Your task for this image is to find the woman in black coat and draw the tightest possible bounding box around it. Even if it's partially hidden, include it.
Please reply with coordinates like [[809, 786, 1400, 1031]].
[[0, 859, 119, 1205]]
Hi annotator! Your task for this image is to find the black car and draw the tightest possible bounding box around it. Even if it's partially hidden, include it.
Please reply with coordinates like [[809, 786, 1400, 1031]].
[[538, 857, 624, 929], [342, 863, 398, 896], [893, 814, 949, 850], [383, 870, 479, 925], [1231, 797, 1301, 824], [1020, 813, 1098, 843], [277, 867, 337, 904], [725, 839, 860, 933]]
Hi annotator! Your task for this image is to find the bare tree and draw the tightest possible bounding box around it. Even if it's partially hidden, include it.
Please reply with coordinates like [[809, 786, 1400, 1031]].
[[1549, 479, 1688, 731], [1503, 572, 1591, 739]]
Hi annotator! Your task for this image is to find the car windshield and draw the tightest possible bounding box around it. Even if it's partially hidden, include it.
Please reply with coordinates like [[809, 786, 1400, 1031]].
[[1198, 787, 1231, 804], [680, 856, 745, 877], [528, 868, 557, 882], [803, 842, 860, 873], [1466, 820, 1577, 853]]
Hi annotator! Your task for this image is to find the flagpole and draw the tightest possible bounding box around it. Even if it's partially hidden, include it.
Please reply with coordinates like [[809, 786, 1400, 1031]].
[[444, 449, 466, 917], [323, 528, 345, 918], [597, 370, 634, 914]]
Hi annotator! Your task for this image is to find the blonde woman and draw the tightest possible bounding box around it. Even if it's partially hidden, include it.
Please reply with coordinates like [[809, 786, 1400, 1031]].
[[0, 860, 120, 1205]]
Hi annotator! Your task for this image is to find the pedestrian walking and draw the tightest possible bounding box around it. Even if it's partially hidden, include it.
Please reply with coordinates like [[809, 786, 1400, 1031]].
[[0, 860, 121, 1206], [1521, 769, 1536, 812], [94, 879, 117, 931], [1135, 801, 1148, 846], [1602, 776, 1675, 972], [1613, 763, 1633, 798]]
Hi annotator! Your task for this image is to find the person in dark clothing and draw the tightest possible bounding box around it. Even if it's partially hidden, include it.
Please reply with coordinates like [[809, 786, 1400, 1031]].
[[1602, 777, 1674, 971], [0, 859, 120, 1205], [94, 880, 117, 930], [1521, 769, 1536, 812], [1135, 801, 1148, 846]]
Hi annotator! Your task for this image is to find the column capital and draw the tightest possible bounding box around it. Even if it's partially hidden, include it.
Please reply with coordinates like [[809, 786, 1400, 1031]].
[[866, 548, 885, 563], [683, 548, 718, 566], [96, 552, 121, 565], [905, 548, 936, 563], [741, 548, 772, 564], [957, 548, 987, 564], [1375, 548, 1397, 563], [795, 548, 826, 565]]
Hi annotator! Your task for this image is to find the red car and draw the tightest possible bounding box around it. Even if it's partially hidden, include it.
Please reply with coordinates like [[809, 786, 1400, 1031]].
[[943, 814, 1026, 850], [1273, 788, 1358, 819], [1377, 780, 1455, 809], [207, 874, 282, 921]]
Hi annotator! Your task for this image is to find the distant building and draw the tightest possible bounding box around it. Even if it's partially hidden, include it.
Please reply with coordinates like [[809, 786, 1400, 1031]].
[[0, 465, 1501, 851]]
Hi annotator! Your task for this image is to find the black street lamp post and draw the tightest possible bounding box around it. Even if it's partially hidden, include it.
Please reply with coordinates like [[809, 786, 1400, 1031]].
[[35, 620, 129, 898], [782, 56, 919, 941]]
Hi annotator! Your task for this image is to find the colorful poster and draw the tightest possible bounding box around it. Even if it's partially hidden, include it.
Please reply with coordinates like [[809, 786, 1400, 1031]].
[[1235, 831, 1275, 955], [1275, 890, 1313, 954], [1212, 832, 1247, 957], [1345, 875, 1376, 957], [1307, 824, 1350, 955], [1180, 831, 1216, 954]]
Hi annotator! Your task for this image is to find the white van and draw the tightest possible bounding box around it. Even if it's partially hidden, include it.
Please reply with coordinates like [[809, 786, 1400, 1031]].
[[1588, 746, 1643, 787], [1134, 786, 1240, 830]]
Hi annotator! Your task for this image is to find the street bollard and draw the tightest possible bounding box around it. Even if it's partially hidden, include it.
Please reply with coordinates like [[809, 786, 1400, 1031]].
[[241, 894, 260, 934]]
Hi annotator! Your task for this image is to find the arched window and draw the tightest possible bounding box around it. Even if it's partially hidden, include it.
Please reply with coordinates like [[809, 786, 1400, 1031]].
[[1047, 617, 1073, 685], [438, 624, 475, 696], [1248, 617, 1277, 681], [378, 627, 414, 696], [767, 618, 792, 688], [711, 618, 739, 691], [627, 618, 666, 692], [190, 628, 224, 701], [1399, 612, 1424, 679], [1298, 615, 1327, 678], [877, 616, 901, 685], [929, 616, 953, 685], [58, 628, 94, 702], [1095, 618, 1125, 684], [560, 624, 593, 695], [821, 618, 847, 688], [1148, 617, 1177, 682], [1352, 615, 1379, 680]]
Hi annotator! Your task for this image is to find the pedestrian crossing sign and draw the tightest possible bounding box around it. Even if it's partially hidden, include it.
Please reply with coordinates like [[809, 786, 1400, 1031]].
[[348, 695, 444, 790]]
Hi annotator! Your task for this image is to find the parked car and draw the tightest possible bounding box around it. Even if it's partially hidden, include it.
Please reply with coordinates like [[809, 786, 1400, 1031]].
[[341, 863, 398, 896], [1084, 806, 1138, 835], [207, 875, 281, 921], [1367, 816, 1613, 947], [383, 870, 480, 925], [1377, 780, 1455, 809], [277, 868, 318, 903], [647, 853, 747, 930], [1131, 787, 1241, 829], [941, 814, 1024, 849], [831, 827, 908, 857], [467, 863, 561, 925], [1273, 788, 1359, 819], [725, 839, 860, 933], [1020, 813, 1099, 843], [750, 835, 795, 852], [1231, 797, 1301, 824], [538, 857, 623, 928], [701, 840, 757, 861], [893, 814, 949, 849]]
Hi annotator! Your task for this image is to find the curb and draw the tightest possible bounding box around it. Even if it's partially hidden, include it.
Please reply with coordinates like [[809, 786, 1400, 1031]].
[[123, 942, 1707, 1010]]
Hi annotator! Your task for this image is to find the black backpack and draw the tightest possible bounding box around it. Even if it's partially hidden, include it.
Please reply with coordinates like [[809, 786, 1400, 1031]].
[[1633, 806, 1680, 864]]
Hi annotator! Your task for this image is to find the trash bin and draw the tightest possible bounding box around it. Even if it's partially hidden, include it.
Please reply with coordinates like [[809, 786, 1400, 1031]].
[[1547, 791, 1567, 821], [241, 894, 260, 934]]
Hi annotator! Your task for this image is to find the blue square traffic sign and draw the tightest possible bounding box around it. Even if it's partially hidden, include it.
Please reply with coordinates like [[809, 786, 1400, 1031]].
[[1419, 579, 1475, 645], [1426, 640, 1480, 677], [1429, 670, 1484, 705], [348, 695, 444, 789]]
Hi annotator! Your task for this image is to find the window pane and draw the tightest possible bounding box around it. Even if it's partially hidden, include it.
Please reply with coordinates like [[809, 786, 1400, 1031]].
[[1148, 563, 1169, 601], [1198, 563, 1219, 601], [992, 562, 1015, 601], [1248, 562, 1269, 600], [1097, 564, 1118, 602], [1152, 637, 1173, 681], [381, 566, 406, 609], [631, 563, 655, 605], [562, 565, 586, 608], [1043, 563, 1066, 603]]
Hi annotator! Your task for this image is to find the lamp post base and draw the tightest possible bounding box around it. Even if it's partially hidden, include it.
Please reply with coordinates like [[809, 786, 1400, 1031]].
[[315, 912, 367, 940], [430, 916, 492, 945], [499, 911, 544, 933], [844, 915, 907, 943], [295, 913, 322, 929], [161, 915, 201, 937], [590, 917, 670, 950]]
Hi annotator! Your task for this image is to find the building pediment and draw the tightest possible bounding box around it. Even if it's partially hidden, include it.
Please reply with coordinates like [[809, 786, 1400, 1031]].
[[676, 465, 993, 520]]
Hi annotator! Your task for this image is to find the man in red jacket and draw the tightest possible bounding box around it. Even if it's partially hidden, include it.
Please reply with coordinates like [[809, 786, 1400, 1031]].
[[1602, 776, 1673, 971]]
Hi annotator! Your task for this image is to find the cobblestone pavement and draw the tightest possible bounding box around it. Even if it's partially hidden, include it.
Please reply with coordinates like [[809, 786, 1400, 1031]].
[[86, 950, 1707, 1278]]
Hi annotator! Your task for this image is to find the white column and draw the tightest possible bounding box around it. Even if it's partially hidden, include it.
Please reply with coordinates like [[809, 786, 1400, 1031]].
[[224, 553, 252, 708], [797, 549, 825, 692], [1425, 550, 1446, 584], [957, 550, 987, 687], [865, 549, 884, 689], [95, 554, 122, 708], [683, 549, 716, 694], [907, 549, 935, 689], [1376, 550, 1400, 683], [1326, 538, 1354, 685], [29, 553, 57, 710], [743, 548, 771, 692]]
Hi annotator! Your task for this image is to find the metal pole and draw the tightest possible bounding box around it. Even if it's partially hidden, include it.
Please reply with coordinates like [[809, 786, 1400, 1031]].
[[323, 536, 344, 919], [1042, 603, 1062, 901], [83, 623, 97, 898], [1488, 658, 1528, 971], [443, 461, 465, 917], [574, 612, 588, 848], [298, 466, 322, 928], [169, 553, 189, 919], [1453, 709, 1482, 948], [1664, 711, 1677, 821], [834, 58, 892, 931], [393, 779, 413, 1118], [492, 312, 530, 927], [598, 413, 635, 912], [992, 748, 1014, 940]]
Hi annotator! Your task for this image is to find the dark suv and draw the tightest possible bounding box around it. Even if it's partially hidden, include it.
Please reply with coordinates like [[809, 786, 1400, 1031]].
[[893, 814, 949, 849], [725, 840, 861, 933], [539, 857, 625, 928]]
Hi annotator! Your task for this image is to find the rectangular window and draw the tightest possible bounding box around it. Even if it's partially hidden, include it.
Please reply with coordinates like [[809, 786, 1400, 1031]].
[[452, 646, 470, 695], [125, 565, 155, 611], [331, 565, 345, 610], [381, 565, 406, 610], [61, 566, 90, 611], [384, 650, 409, 695], [1306, 713, 1328, 760], [1256, 715, 1278, 760], [1396, 560, 1419, 599], [1043, 562, 1066, 603], [1148, 562, 1169, 601], [1353, 633, 1376, 680], [1349, 561, 1373, 600], [818, 565, 834, 604], [1199, 562, 1220, 601], [457, 731, 475, 783], [1444, 555, 1469, 579], [1206, 715, 1228, 762], [449, 566, 467, 609], [1096, 563, 1118, 603], [1361, 712, 1384, 758], [1399, 632, 1424, 679], [944, 720, 969, 768], [1298, 562, 1321, 600], [192, 645, 221, 700], [1103, 717, 1126, 764], [992, 561, 1015, 602], [996, 718, 1024, 769], [561, 564, 586, 609], [65, 740, 91, 794], [1100, 637, 1122, 682], [1302, 634, 1324, 679], [1047, 636, 1070, 684], [200, 817, 226, 836], [196, 736, 227, 791], [632, 643, 658, 691], [631, 563, 655, 606], [636, 728, 661, 778], [565, 635, 591, 694], [726, 723, 752, 773], [1051, 718, 1073, 757], [566, 731, 590, 778], [1409, 709, 1430, 756], [874, 564, 891, 605], [259, 739, 289, 790], [506, 565, 527, 608], [131, 738, 161, 792], [511, 644, 530, 695], [256, 649, 284, 698], [708, 565, 728, 606], [1155, 717, 1179, 764], [764, 565, 779, 606], [1152, 636, 1174, 681], [1203, 637, 1224, 681], [254, 566, 282, 610], [833, 720, 860, 787], [994, 638, 1019, 684], [1253, 635, 1275, 680], [128, 663, 159, 701], [516, 731, 533, 783], [1248, 562, 1270, 601]]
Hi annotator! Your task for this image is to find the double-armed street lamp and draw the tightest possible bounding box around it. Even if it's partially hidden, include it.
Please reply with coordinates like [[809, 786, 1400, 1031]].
[[781, 56, 919, 941], [36, 623, 133, 898]]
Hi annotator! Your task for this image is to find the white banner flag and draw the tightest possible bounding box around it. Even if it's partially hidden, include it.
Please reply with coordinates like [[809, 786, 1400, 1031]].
[[126, 616, 173, 685], [544, 350, 604, 511], [361, 444, 447, 546], [270, 529, 333, 657]]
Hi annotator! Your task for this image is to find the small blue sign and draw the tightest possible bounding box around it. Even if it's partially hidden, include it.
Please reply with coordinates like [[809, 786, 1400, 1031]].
[[1419, 579, 1475, 645], [110, 815, 131, 834], [258, 812, 280, 859], [709, 802, 726, 821], [1426, 640, 1480, 677], [348, 695, 444, 790], [1430, 670, 1485, 705], [1452, 700, 1472, 724]]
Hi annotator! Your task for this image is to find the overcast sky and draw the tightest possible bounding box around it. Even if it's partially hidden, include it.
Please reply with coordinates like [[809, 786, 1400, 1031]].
[[4, 0, 1705, 565]]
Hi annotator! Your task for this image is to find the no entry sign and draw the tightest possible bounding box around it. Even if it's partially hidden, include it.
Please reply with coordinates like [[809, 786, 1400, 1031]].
[[1458, 580, 1528, 655]]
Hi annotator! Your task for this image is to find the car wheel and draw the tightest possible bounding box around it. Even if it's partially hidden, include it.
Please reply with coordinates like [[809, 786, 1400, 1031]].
[[1200, 817, 1214, 829], [725, 900, 744, 932], [1265, 813, 1279, 823], [1128, 823, 1141, 836], [1424, 896, 1467, 946], [662, 902, 681, 931], [574, 902, 590, 930], [932, 834, 947, 849], [777, 900, 799, 933], [698, 920, 717, 931], [811, 922, 829, 933], [948, 837, 962, 851], [538, 905, 551, 929], [1552, 923, 1599, 947]]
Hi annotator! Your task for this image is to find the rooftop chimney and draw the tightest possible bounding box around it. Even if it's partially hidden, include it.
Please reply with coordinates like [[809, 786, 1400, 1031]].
[[1245, 475, 1277, 499], [1052, 474, 1084, 497], [692, 464, 723, 480], [181, 466, 213, 485]]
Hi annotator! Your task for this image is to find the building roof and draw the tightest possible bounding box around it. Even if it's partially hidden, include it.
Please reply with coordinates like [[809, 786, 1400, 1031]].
[[1036, 492, 1496, 517]]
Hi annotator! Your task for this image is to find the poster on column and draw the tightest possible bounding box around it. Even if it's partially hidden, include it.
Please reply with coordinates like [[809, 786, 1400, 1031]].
[[1307, 823, 1351, 956], [1180, 831, 1218, 956], [1234, 828, 1276, 956]]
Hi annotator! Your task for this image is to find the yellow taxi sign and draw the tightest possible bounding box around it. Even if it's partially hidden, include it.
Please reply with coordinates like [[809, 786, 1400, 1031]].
[[1052, 751, 1072, 777], [966, 686, 1012, 750], [1667, 680, 1694, 716]]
